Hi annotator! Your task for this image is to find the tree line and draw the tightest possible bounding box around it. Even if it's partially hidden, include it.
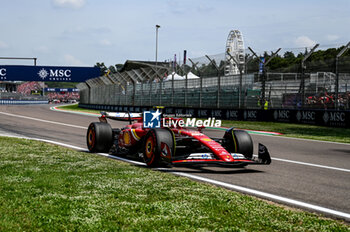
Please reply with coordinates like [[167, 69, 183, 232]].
[[94, 46, 350, 78]]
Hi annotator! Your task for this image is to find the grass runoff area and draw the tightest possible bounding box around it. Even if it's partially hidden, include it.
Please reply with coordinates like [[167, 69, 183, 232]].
[[220, 120, 350, 144], [56, 104, 101, 114], [58, 104, 350, 144], [0, 137, 349, 231]]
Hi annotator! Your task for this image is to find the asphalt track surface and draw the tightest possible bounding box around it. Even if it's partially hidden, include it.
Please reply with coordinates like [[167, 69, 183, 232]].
[[0, 104, 349, 221]]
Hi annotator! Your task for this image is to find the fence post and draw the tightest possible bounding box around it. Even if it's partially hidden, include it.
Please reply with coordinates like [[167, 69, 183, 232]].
[[248, 47, 263, 107], [140, 82, 143, 106], [134, 83, 136, 106], [171, 72, 174, 106], [149, 80, 152, 107], [159, 80, 162, 106], [118, 85, 120, 105], [301, 44, 319, 108], [125, 84, 128, 106], [200, 77, 203, 108], [248, 47, 281, 109], [226, 51, 243, 108], [262, 67, 266, 108], [217, 75, 221, 108], [185, 71, 188, 107], [239, 71, 243, 108], [188, 58, 202, 108], [205, 55, 220, 108], [335, 42, 350, 109]]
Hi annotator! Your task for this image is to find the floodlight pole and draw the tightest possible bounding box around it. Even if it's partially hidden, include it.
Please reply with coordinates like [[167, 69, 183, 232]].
[[335, 41, 350, 109], [155, 24, 160, 106], [301, 44, 319, 108], [155, 25, 160, 78]]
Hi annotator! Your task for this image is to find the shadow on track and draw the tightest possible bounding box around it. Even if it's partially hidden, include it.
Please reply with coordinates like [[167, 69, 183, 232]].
[[164, 166, 263, 175], [82, 151, 264, 175], [331, 149, 350, 154]]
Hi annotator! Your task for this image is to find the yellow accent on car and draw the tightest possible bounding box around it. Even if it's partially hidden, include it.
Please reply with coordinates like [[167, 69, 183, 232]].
[[131, 129, 141, 141], [232, 130, 237, 152], [124, 131, 131, 145]]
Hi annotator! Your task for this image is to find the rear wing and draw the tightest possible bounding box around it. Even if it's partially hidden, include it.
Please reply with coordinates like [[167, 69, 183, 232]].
[[100, 112, 142, 122]]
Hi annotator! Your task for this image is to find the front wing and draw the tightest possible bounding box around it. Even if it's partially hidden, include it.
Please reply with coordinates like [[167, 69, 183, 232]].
[[171, 144, 271, 167]]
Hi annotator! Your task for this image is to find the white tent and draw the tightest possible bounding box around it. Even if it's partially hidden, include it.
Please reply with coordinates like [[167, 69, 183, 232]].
[[164, 72, 200, 81], [164, 72, 185, 81], [186, 71, 200, 79]]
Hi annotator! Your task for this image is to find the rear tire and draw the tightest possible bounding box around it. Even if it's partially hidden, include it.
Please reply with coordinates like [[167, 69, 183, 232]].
[[86, 122, 113, 153], [223, 128, 253, 159]]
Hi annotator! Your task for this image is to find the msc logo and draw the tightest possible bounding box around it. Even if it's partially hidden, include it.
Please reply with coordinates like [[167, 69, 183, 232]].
[[185, 109, 194, 116], [143, 109, 161, 128], [0, 68, 6, 76], [211, 110, 222, 117], [0, 68, 6, 80], [274, 110, 290, 120], [198, 110, 208, 117], [244, 110, 257, 120], [323, 112, 345, 123], [37, 68, 72, 80], [297, 111, 315, 121], [226, 110, 238, 119]]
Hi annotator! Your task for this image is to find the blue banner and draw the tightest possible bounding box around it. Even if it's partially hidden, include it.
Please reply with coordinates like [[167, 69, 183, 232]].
[[0, 65, 100, 82], [259, 57, 265, 73]]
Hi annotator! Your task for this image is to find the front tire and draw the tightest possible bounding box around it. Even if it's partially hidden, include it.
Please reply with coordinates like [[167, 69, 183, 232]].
[[86, 122, 113, 153], [223, 128, 253, 159], [143, 128, 174, 167]]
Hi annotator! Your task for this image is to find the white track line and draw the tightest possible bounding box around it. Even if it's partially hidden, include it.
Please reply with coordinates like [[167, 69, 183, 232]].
[[168, 171, 350, 220], [0, 111, 86, 129], [1, 110, 350, 173], [1, 133, 349, 220], [272, 157, 350, 173]]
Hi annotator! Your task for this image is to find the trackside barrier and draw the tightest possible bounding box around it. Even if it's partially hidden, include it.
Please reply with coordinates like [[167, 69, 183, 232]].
[[79, 103, 350, 128], [0, 99, 48, 105]]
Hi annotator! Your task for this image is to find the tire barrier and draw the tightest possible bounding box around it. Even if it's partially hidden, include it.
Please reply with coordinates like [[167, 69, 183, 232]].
[[0, 99, 48, 105], [79, 103, 350, 128]]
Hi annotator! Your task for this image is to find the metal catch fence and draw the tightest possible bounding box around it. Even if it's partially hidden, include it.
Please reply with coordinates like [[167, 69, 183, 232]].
[[78, 43, 350, 110]]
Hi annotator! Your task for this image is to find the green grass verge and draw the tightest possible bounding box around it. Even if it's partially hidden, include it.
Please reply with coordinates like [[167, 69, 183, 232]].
[[57, 104, 350, 144], [55, 104, 101, 114], [0, 137, 349, 231], [221, 120, 350, 144]]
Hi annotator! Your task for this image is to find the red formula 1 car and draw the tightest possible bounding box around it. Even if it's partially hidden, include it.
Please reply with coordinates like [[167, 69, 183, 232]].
[[86, 112, 271, 168]]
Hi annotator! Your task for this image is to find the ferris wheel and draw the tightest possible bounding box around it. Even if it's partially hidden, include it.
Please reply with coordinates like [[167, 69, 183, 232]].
[[225, 30, 245, 76]]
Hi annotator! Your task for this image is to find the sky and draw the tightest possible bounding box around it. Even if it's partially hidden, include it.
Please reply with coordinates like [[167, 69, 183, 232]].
[[0, 0, 349, 67]]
